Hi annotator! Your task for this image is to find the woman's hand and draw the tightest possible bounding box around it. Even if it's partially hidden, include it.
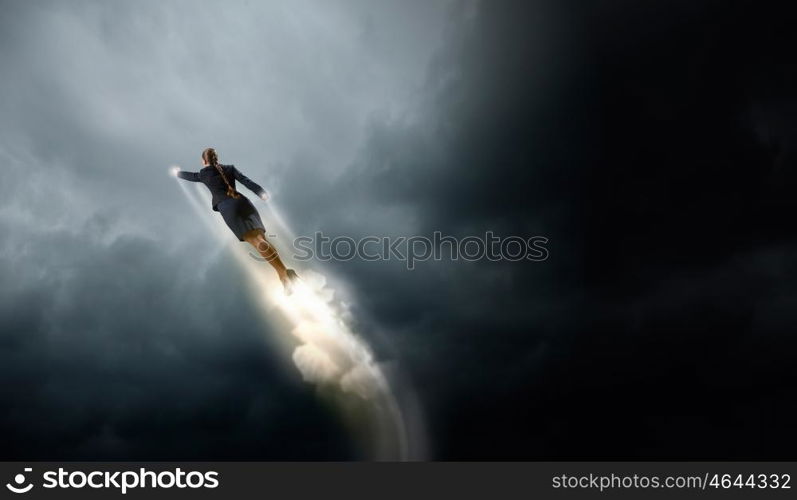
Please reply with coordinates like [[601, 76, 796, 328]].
[[259, 191, 270, 202], [169, 166, 181, 177]]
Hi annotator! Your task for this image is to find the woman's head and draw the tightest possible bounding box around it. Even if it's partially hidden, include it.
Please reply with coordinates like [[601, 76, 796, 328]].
[[202, 147, 218, 166]]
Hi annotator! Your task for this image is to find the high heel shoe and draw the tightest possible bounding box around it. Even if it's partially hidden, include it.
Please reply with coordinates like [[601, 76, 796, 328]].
[[281, 268, 300, 295]]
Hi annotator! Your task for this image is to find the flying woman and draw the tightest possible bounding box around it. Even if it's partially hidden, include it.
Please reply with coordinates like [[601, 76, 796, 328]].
[[175, 148, 299, 293]]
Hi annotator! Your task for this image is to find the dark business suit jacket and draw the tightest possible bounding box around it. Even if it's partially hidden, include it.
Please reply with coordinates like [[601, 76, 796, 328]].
[[177, 164, 266, 211]]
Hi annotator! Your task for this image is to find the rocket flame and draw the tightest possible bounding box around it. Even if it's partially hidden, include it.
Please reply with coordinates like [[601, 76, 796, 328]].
[[175, 174, 422, 459]]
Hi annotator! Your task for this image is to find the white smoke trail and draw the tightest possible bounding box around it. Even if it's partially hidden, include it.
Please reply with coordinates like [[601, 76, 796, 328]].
[[173, 171, 422, 460]]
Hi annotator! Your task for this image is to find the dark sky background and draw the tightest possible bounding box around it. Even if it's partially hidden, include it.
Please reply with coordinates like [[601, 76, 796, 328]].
[[2, 0, 797, 460]]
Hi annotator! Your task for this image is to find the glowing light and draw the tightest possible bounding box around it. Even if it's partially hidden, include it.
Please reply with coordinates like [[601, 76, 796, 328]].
[[174, 176, 419, 460]]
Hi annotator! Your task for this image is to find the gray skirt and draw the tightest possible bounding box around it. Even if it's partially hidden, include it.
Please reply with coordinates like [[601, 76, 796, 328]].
[[217, 196, 265, 241]]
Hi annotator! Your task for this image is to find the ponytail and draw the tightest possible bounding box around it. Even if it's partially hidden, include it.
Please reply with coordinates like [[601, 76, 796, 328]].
[[203, 147, 240, 199]]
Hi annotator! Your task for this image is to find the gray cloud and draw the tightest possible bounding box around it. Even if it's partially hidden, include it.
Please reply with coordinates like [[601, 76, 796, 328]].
[[279, 0, 797, 459], [0, 0, 452, 459], [4, 0, 797, 461]]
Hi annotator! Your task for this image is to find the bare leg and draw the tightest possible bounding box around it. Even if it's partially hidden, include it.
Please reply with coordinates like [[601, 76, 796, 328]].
[[244, 230, 288, 277], [243, 230, 298, 293]]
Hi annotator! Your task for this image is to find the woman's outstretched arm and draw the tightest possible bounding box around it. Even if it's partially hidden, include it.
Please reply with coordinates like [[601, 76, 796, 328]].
[[232, 166, 268, 199], [168, 166, 198, 181], [174, 168, 200, 182]]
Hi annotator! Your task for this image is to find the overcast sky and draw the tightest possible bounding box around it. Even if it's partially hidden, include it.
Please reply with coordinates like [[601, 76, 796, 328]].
[[0, 0, 458, 459], [3, 0, 797, 460]]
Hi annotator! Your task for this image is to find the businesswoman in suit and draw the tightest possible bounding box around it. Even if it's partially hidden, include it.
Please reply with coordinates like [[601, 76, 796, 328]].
[[175, 148, 299, 293]]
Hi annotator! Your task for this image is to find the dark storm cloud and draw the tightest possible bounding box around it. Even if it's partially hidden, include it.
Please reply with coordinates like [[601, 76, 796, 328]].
[[0, 0, 451, 459], [0, 217, 355, 459], [285, 0, 797, 459], [3, 0, 797, 460]]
